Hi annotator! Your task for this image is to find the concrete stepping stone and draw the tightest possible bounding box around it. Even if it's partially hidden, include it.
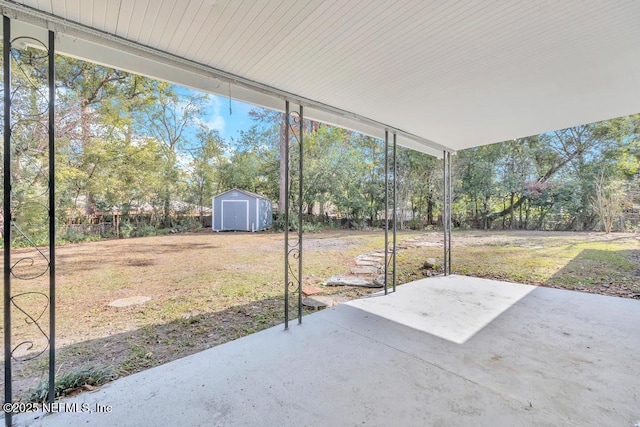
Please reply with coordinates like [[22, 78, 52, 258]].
[[350, 266, 379, 274], [302, 286, 325, 296], [355, 259, 378, 266], [367, 253, 386, 258], [357, 256, 384, 263], [302, 296, 337, 309], [324, 275, 382, 288]]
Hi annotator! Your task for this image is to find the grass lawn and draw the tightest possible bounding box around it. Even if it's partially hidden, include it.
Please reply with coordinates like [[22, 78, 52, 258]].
[[1, 229, 638, 400], [397, 230, 640, 297]]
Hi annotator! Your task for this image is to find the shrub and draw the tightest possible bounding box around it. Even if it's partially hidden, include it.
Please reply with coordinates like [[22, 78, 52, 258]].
[[27, 365, 118, 403], [119, 221, 134, 238], [133, 225, 157, 237]]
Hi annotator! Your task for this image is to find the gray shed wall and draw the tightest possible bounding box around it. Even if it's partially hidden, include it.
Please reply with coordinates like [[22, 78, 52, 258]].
[[212, 190, 272, 231]]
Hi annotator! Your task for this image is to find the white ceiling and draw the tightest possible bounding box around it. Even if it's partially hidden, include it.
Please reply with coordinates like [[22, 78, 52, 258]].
[[1, 0, 640, 156]]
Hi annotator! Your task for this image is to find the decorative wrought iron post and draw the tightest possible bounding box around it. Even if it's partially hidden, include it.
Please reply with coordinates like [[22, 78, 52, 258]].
[[297, 105, 303, 324], [383, 132, 399, 294], [442, 151, 452, 275], [384, 132, 397, 294], [3, 17, 13, 426], [47, 29, 56, 404], [3, 18, 56, 423], [384, 131, 389, 295], [443, 151, 448, 275], [392, 133, 397, 292], [284, 101, 290, 329], [284, 102, 303, 329], [447, 151, 452, 274]]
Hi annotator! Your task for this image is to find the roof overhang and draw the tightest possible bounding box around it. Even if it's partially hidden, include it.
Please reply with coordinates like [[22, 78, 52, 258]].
[[1, 1, 639, 157]]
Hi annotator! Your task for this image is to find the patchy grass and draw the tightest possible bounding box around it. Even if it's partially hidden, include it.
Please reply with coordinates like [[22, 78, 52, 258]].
[[2, 229, 639, 401], [0, 229, 420, 400], [397, 230, 640, 296]]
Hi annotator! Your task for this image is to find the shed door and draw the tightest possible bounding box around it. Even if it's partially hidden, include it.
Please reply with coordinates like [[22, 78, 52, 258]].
[[221, 200, 249, 231]]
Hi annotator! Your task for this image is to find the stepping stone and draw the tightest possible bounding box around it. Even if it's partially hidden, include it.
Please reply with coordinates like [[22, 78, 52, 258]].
[[355, 259, 378, 267], [350, 266, 379, 274], [302, 286, 325, 296], [324, 275, 383, 288], [302, 296, 336, 309], [108, 296, 151, 307], [357, 256, 383, 263], [367, 253, 386, 258]]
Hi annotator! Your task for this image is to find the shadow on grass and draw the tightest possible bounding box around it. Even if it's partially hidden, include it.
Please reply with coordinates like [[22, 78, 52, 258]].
[[548, 248, 640, 299], [0, 295, 314, 401]]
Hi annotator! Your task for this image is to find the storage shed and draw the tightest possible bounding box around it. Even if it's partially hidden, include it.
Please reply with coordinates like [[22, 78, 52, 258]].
[[212, 189, 273, 232]]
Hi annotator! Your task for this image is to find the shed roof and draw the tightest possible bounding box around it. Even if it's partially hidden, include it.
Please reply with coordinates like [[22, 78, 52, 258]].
[[215, 188, 270, 201], [2, 1, 639, 156]]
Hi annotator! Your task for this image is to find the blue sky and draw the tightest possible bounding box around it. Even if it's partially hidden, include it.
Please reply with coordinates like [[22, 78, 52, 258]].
[[208, 94, 255, 141], [174, 85, 257, 143]]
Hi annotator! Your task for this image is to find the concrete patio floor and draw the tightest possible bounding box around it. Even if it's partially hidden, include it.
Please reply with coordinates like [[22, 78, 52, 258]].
[[15, 275, 640, 427]]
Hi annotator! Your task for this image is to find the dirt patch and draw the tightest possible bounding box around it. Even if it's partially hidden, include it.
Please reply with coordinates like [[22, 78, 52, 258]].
[[303, 237, 360, 252], [3, 229, 638, 401], [0, 229, 420, 400]]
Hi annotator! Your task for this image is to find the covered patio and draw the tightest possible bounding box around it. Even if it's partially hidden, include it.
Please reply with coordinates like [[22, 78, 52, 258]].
[[2, 1, 640, 426], [15, 275, 640, 426]]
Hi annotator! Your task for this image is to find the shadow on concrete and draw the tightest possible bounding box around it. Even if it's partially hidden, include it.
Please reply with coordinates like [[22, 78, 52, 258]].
[[9, 277, 640, 427], [1, 295, 303, 401]]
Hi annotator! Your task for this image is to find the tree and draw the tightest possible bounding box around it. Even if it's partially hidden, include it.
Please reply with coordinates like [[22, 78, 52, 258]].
[[396, 148, 439, 228], [55, 56, 131, 216], [591, 171, 626, 233], [457, 144, 503, 229], [141, 85, 206, 226], [186, 128, 225, 225]]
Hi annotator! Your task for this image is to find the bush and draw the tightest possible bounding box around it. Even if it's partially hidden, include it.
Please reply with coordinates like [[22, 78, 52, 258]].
[[133, 225, 157, 237], [303, 222, 324, 233], [119, 221, 134, 238], [60, 227, 101, 244], [174, 217, 203, 232], [272, 214, 326, 233]]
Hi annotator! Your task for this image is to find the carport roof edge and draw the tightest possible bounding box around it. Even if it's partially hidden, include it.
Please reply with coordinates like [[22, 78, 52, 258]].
[[2, 0, 639, 156]]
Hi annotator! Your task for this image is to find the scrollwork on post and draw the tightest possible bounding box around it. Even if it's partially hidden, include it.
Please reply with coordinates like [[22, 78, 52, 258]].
[[10, 292, 50, 362], [284, 106, 303, 326], [5, 34, 52, 363]]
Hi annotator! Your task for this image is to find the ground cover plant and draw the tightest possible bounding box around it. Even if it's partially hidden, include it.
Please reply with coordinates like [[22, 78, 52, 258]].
[[1, 229, 638, 401]]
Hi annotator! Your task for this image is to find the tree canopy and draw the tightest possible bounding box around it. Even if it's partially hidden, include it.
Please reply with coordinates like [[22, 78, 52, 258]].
[[2, 50, 639, 244]]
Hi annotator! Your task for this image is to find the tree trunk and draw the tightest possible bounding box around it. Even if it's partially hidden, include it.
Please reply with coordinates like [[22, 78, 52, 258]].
[[81, 101, 96, 217], [483, 195, 490, 230], [519, 199, 523, 229], [426, 192, 433, 225], [509, 192, 515, 229]]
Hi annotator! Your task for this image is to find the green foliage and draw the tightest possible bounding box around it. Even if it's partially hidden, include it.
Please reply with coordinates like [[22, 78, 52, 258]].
[[121, 346, 157, 374], [119, 221, 134, 238], [59, 227, 102, 244], [27, 365, 118, 403], [452, 116, 640, 231], [132, 224, 157, 237], [4, 51, 640, 240]]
